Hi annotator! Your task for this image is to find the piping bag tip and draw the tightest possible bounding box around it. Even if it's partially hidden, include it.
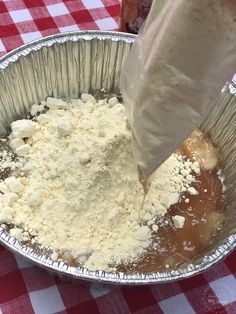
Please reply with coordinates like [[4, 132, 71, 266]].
[[138, 165, 151, 194]]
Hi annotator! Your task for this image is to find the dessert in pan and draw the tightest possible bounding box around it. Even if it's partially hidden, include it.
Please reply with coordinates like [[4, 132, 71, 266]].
[[0, 94, 224, 273]]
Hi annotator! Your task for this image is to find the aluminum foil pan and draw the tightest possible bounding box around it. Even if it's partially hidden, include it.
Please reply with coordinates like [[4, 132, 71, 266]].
[[0, 31, 236, 285]]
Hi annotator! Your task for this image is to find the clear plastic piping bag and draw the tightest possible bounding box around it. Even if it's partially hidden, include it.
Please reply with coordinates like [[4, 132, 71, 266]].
[[120, 0, 236, 190]]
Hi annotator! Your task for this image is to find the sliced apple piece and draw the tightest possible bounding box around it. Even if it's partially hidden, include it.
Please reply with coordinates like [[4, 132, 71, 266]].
[[180, 130, 219, 170]]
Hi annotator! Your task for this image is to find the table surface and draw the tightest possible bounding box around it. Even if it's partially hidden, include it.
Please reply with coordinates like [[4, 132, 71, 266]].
[[0, 1, 236, 313]]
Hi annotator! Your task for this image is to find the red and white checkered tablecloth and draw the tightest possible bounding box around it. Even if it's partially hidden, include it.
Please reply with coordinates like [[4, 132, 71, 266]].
[[0, 0, 120, 57], [0, 1, 236, 313]]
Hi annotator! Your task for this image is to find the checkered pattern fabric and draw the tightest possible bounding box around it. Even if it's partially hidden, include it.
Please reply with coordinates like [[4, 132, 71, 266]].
[[0, 1, 236, 313], [0, 247, 236, 314], [0, 0, 120, 57]]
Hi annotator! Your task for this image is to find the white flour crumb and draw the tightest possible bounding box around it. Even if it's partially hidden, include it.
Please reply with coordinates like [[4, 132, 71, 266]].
[[51, 252, 58, 261], [172, 215, 185, 229], [152, 224, 159, 232], [15, 144, 31, 157], [9, 227, 23, 241], [0, 95, 200, 272], [5, 177, 24, 193], [11, 120, 38, 138], [187, 186, 198, 195]]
